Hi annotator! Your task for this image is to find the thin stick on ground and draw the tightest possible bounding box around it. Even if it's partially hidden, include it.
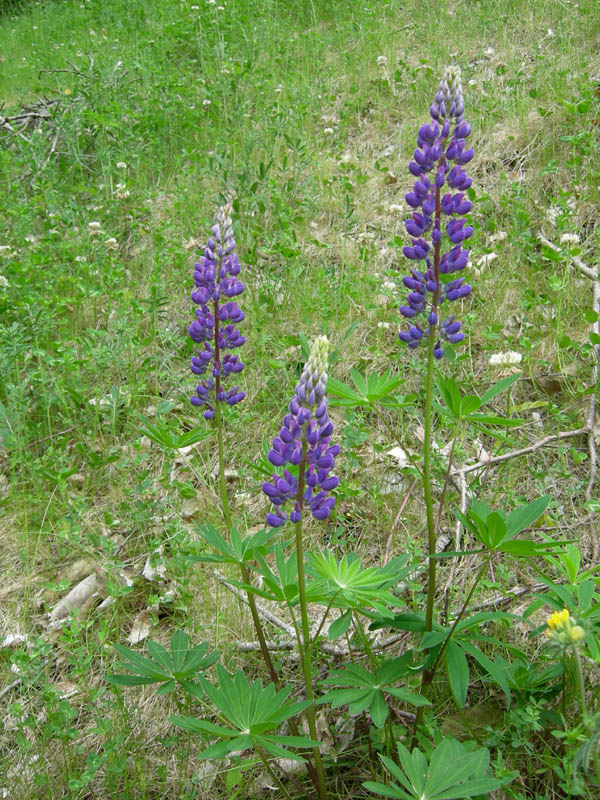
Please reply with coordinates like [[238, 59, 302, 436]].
[[460, 427, 589, 475]]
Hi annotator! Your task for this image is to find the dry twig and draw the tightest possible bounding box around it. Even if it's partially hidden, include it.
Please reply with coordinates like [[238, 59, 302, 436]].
[[461, 427, 589, 475]]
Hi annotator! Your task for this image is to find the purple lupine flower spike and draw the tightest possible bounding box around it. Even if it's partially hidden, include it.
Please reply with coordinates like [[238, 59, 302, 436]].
[[398, 66, 473, 359], [188, 204, 245, 418], [262, 336, 339, 527]]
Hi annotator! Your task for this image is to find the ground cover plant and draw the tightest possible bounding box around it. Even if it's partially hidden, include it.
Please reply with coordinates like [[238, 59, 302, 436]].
[[1, 0, 600, 797]]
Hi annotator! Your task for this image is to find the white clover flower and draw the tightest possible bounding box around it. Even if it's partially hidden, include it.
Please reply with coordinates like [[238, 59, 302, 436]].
[[202, 98, 212, 106], [116, 161, 127, 169], [377, 55, 388, 67], [489, 351, 522, 367], [75, 256, 87, 263], [560, 233, 580, 245], [88, 221, 102, 235], [476, 252, 497, 267], [377, 321, 391, 330], [115, 182, 130, 199], [389, 204, 403, 213], [105, 237, 118, 251], [0, 275, 8, 289], [382, 280, 397, 291], [323, 127, 334, 135]]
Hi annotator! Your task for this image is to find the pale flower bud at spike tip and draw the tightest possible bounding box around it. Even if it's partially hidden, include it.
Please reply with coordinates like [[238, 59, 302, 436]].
[[263, 335, 338, 527], [296, 335, 329, 405]]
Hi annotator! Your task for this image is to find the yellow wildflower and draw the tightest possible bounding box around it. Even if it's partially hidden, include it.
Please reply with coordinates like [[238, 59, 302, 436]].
[[545, 608, 585, 646]]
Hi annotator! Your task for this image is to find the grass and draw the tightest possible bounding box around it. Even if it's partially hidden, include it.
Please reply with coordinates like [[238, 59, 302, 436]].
[[1, 0, 600, 796]]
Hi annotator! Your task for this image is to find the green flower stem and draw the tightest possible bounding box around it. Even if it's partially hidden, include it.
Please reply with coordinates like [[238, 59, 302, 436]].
[[295, 442, 328, 800], [311, 593, 339, 644], [214, 401, 230, 529], [412, 179, 443, 746], [574, 649, 587, 721], [430, 551, 493, 679], [213, 402, 321, 794], [351, 613, 378, 670]]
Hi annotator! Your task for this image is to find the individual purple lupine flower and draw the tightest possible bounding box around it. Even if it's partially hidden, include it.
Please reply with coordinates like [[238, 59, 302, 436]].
[[188, 204, 246, 419], [262, 336, 339, 528], [398, 66, 474, 359]]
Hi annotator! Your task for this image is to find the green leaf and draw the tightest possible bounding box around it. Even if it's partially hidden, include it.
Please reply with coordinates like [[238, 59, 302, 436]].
[[446, 641, 469, 708], [487, 512, 507, 548], [434, 775, 514, 798], [460, 643, 511, 705], [480, 372, 522, 405], [460, 395, 481, 416], [176, 427, 212, 448], [505, 495, 551, 537], [139, 420, 179, 449], [395, 745, 427, 796], [466, 413, 524, 427], [170, 630, 188, 672], [105, 674, 159, 687], [436, 375, 462, 417], [326, 376, 365, 406], [387, 688, 431, 707], [363, 781, 410, 799], [370, 691, 389, 728], [578, 580, 595, 612], [328, 610, 353, 640], [146, 640, 173, 672]]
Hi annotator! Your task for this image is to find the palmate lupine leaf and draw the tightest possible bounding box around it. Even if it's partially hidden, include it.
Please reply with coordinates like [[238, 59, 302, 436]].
[[327, 369, 415, 410], [105, 630, 218, 696], [307, 550, 411, 617], [170, 665, 317, 761], [186, 523, 276, 566], [140, 419, 212, 450], [364, 737, 516, 799], [319, 657, 430, 728], [454, 495, 562, 556], [434, 375, 525, 441]]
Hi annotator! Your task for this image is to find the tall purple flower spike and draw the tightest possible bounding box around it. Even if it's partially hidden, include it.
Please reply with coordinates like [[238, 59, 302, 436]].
[[188, 204, 245, 419], [398, 66, 474, 359], [262, 336, 339, 527]]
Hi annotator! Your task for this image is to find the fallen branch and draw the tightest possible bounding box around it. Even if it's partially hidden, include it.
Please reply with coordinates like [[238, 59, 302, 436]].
[[537, 233, 596, 280], [461, 427, 589, 475], [469, 582, 548, 612], [212, 568, 296, 638]]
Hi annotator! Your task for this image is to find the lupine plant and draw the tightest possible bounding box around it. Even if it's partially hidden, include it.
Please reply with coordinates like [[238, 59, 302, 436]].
[[104, 70, 600, 800]]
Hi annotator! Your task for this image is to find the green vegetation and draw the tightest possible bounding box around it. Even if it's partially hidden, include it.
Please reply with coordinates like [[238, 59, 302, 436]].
[[1, 0, 600, 797]]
